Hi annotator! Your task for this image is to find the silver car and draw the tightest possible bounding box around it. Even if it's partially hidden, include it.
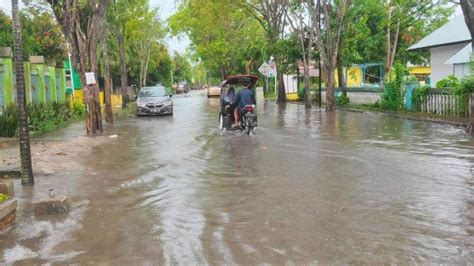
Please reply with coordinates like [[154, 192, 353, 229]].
[[136, 86, 173, 116]]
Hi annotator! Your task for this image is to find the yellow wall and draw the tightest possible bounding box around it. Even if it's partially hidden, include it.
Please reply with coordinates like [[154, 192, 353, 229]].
[[346, 66, 362, 87], [333, 66, 363, 88], [73, 89, 84, 105], [287, 93, 299, 101], [72, 90, 122, 107], [408, 66, 431, 75]]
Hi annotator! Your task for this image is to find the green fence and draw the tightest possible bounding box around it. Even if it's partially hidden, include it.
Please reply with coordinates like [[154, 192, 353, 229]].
[[0, 48, 67, 112]]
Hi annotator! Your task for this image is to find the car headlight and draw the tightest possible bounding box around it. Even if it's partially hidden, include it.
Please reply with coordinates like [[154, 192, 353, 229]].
[[164, 100, 172, 106], [137, 101, 146, 108]]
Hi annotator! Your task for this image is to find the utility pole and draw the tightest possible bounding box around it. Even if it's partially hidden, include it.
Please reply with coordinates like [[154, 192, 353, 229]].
[[12, 0, 34, 185], [318, 3, 322, 109]]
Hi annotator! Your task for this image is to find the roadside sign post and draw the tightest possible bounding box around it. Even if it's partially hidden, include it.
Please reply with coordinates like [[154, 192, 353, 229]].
[[259, 62, 275, 95], [85, 72, 96, 85]]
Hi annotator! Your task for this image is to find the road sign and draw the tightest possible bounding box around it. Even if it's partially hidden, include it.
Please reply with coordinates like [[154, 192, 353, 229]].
[[85, 72, 96, 85], [258, 63, 274, 77]]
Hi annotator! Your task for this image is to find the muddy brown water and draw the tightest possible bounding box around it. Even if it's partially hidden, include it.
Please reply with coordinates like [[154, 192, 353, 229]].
[[1, 91, 473, 264]]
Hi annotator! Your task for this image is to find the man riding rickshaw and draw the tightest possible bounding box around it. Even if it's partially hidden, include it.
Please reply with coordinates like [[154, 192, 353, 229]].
[[218, 75, 258, 134]]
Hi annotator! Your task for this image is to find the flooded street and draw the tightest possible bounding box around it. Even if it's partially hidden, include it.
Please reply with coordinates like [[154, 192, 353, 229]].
[[1, 90, 473, 264]]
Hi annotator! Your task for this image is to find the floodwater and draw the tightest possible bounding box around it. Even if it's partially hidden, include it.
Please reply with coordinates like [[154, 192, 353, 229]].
[[1, 90, 473, 264]]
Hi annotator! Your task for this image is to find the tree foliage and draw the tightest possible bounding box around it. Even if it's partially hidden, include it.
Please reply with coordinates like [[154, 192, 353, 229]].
[[169, 0, 267, 79], [0, 8, 66, 61]]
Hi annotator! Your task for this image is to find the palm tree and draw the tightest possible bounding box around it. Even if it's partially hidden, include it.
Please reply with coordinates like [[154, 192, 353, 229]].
[[12, 0, 34, 185]]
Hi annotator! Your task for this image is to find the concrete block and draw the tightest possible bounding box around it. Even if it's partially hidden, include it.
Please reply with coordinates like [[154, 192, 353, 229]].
[[29, 56, 45, 64], [0, 47, 12, 58], [0, 180, 14, 197], [0, 199, 17, 232], [34, 195, 70, 215]]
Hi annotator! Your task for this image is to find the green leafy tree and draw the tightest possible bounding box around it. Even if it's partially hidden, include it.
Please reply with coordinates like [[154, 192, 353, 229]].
[[172, 52, 192, 83], [0, 8, 66, 61], [169, 0, 267, 80]]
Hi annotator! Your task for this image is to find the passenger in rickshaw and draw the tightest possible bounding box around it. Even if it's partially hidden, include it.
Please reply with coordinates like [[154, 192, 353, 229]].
[[224, 87, 235, 104], [233, 82, 255, 128]]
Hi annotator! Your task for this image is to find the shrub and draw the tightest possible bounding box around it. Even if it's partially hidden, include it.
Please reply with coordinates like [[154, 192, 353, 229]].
[[436, 75, 459, 89], [452, 77, 474, 116], [72, 101, 86, 118], [405, 75, 418, 83], [0, 101, 78, 137], [413, 85, 430, 112], [336, 93, 350, 106], [381, 63, 404, 111], [298, 86, 306, 101], [0, 105, 19, 137]]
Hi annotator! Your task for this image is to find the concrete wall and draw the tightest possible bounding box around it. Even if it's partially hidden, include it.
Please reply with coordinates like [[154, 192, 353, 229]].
[[319, 90, 381, 105], [430, 43, 467, 86]]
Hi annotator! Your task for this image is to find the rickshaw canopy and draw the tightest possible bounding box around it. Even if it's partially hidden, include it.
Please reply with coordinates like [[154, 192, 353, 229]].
[[220, 75, 259, 87]]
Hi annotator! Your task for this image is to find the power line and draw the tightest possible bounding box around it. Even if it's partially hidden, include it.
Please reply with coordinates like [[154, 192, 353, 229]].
[[367, 0, 439, 42]]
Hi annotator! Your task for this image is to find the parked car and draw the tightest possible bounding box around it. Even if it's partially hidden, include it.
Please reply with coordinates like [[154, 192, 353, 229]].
[[136, 85, 173, 116], [207, 85, 221, 98]]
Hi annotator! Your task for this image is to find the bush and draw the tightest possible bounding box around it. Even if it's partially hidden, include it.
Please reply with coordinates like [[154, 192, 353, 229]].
[[436, 75, 459, 88], [452, 77, 474, 116], [0, 105, 19, 137], [413, 85, 430, 111], [381, 63, 404, 111], [72, 101, 86, 117], [298, 86, 305, 101], [336, 93, 350, 106], [0, 101, 79, 137], [405, 75, 418, 83]]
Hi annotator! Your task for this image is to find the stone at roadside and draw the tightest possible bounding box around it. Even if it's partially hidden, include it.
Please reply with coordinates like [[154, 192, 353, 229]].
[[0, 199, 17, 233], [34, 195, 70, 216], [0, 180, 14, 197]]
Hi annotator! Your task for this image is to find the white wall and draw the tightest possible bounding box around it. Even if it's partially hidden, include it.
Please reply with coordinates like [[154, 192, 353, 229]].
[[430, 43, 467, 86], [283, 74, 298, 93], [453, 63, 470, 80]]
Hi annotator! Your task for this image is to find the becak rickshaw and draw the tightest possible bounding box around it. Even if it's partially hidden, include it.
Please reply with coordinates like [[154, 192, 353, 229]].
[[218, 75, 258, 134]]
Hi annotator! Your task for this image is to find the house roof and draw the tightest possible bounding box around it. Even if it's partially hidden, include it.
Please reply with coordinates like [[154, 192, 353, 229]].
[[408, 16, 471, 51], [445, 43, 472, 64]]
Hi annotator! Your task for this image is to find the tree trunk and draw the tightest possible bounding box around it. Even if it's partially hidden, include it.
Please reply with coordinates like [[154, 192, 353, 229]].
[[47, 0, 107, 135], [384, 3, 401, 79], [103, 28, 113, 124], [86, 23, 103, 135], [303, 61, 311, 109], [12, 0, 34, 185], [276, 69, 286, 104], [460, 0, 474, 133], [326, 67, 336, 112], [118, 25, 129, 108]]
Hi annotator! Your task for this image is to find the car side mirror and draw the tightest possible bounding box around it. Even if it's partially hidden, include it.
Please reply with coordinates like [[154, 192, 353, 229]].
[[134, 95, 137, 99]]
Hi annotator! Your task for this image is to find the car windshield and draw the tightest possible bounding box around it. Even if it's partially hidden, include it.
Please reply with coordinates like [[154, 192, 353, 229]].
[[139, 87, 169, 97]]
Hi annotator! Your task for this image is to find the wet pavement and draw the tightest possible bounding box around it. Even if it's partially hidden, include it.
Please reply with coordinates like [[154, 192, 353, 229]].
[[1, 90, 473, 264]]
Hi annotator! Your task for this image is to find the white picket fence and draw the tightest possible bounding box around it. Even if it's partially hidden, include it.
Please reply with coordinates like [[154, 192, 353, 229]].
[[420, 91, 471, 117]]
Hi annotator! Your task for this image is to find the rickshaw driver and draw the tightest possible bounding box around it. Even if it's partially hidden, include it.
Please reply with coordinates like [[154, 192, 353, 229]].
[[233, 82, 254, 128]]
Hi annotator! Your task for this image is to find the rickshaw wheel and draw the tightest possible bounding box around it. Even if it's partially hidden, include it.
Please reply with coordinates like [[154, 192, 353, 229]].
[[219, 113, 224, 130]]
